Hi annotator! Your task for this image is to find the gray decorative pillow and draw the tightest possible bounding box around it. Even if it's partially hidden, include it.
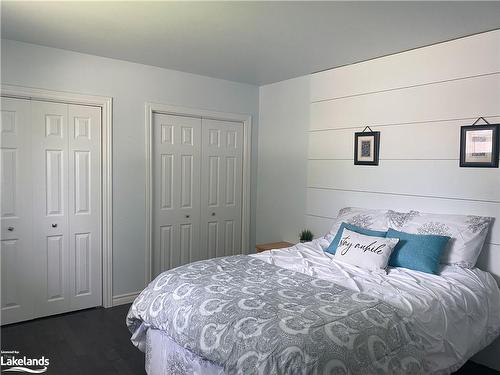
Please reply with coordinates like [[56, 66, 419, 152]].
[[334, 228, 399, 272]]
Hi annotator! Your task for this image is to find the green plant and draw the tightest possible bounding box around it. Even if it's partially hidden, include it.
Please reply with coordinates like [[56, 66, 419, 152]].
[[299, 229, 313, 242]]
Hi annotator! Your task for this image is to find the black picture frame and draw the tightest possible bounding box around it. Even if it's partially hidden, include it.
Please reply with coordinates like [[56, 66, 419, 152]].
[[459, 124, 499, 168], [354, 131, 380, 166]]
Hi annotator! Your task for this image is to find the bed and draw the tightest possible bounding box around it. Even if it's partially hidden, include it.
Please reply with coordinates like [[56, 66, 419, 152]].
[[127, 209, 500, 375]]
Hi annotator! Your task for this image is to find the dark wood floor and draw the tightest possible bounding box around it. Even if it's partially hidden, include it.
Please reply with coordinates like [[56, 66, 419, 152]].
[[1, 304, 498, 375], [1, 304, 144, 374]]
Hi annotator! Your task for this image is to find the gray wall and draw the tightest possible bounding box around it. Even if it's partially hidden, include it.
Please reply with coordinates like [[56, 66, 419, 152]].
[[256, 76, 310, 244], [1, 39, 259, 297]]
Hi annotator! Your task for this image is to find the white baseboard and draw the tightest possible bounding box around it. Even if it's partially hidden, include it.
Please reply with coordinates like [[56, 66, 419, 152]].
[[112, 291, 141, 306]]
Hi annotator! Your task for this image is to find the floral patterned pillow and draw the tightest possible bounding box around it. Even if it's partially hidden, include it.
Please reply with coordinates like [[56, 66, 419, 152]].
[[387, 210, 492, 268], [328, 207, 389, 238]]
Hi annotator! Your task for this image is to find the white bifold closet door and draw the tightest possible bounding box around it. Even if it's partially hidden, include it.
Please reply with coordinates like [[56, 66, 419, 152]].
[[1, 97, 102, 325], [200, 119, 243, 259], [1, 98, 34, 324], [152, 114, 243, 277], [152, 114, 202, 278]]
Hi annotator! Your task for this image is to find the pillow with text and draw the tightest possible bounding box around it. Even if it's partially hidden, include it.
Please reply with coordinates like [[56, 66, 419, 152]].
[[334, 228, 399, 272]]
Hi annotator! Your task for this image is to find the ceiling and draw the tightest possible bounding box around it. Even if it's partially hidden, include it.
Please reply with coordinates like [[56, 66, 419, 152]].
[[2, 1, 500, 85]]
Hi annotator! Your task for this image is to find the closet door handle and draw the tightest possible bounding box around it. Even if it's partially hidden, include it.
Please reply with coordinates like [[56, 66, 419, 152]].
[[7, 226, 14, 232], [185, 215, 190, 218], [211, 212, 216, 216], [52, 223, 58, 228]]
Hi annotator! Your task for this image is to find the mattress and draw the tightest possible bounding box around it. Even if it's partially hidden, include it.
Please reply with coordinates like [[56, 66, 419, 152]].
[[136, 238, 500, 374]]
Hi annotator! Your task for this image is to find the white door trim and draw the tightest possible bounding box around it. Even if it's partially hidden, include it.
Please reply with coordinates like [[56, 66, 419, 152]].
[[144, 102, 252, 284], [1, 84, 114, 308]]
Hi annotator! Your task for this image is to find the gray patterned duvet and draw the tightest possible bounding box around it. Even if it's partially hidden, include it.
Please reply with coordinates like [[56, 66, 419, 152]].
[[127, 255, 429, 374]]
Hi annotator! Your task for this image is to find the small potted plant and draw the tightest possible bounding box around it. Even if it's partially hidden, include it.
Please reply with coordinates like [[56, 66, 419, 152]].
[[299, 229, 313, 243]]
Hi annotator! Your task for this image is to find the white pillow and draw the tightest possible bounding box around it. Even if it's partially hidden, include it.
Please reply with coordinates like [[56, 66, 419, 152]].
[[328, 207, 389, 237], [334, 228, 399, 272], [387, 210, 492, 268]]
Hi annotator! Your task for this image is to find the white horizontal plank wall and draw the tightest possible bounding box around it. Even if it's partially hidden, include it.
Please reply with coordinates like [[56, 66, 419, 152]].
[[308, 30, 500, 370], [311, 30, 500, 102], [309, 116, 500, 160], [310, 73, 500, 130]]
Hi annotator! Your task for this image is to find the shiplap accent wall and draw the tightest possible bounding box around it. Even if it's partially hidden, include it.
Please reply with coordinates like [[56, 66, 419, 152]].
[[306, 30, 500, 369]]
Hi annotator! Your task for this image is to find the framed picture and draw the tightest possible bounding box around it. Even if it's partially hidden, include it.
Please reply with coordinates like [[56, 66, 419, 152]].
[[354, 131, 380, 165], [460, 124, 499, 168]]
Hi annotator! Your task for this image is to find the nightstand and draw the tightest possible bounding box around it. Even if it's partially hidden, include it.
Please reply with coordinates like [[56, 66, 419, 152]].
[[255, 241, 294, 253]]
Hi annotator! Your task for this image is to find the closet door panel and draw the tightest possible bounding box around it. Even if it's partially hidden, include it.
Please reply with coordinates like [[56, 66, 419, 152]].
[[68, 104, 102, 310], [1, 98, 103, 324], [201, 119, 243, 259], [0, 98, 34, 324], [32, 100, 71, 317], [153, 114, 201, 277]]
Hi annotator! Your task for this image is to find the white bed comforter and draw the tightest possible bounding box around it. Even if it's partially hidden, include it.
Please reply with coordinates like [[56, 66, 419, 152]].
[[251, 238, 500, 374]]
